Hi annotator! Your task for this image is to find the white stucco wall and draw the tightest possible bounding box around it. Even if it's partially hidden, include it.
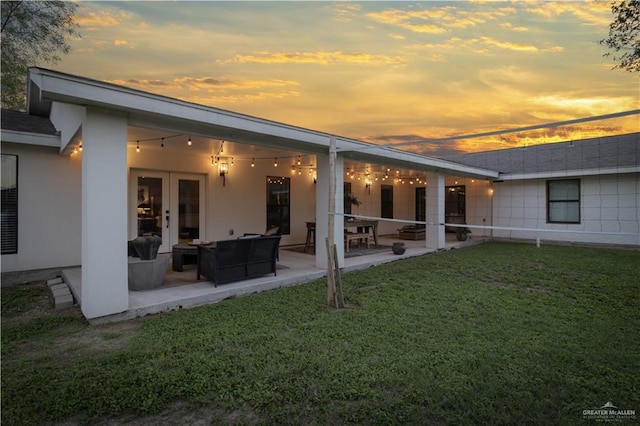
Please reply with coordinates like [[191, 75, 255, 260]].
[[127, 146, 316, 247], [491, 173, 640, 245], [0, 143, 82, 273]]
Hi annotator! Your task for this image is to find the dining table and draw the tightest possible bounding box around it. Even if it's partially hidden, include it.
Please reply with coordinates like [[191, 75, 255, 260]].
[[344, 219, 379, 247], [306, 220, 379, 248]]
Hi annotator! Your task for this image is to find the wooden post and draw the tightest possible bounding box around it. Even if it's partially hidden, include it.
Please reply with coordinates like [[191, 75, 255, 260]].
[[326, 238, 337, 307], [326, 136, 341, 308], [333, 243, 344, 308]]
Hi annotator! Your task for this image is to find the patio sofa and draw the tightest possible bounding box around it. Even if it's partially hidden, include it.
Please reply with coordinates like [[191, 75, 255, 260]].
[[196, 235, 281, 286]]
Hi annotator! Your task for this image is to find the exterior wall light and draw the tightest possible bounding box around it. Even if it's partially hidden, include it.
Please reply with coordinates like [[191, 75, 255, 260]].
[[219, 162, 229, 186]]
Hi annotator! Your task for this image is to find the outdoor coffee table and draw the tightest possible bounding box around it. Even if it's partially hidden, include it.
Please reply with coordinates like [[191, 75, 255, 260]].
[[172, 241, 215, 272]]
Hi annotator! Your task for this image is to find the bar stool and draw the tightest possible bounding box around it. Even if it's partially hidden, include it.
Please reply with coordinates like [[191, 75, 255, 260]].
[[304, 222, 315, 253]]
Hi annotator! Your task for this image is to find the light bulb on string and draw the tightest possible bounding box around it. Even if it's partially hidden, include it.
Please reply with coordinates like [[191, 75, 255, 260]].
[[187, 136, 192, 146], [136, 140, 140, 153], [251, 158, 255, 167], [274, 158, 278, 167]]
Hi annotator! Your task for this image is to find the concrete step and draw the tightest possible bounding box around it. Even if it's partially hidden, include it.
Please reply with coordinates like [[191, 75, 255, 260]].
[[47, 277, 75, 310]]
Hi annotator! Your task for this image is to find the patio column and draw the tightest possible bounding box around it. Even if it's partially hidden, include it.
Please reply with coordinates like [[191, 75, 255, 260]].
[[425, 171, 445, 250], [81, 107, 129, 319], [315, 153, 345, 269]]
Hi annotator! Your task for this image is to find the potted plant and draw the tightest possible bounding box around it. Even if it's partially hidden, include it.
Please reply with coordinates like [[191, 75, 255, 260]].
[[392, 242, 406, 255], [344, 193, 361, 208], [131, 234, 162, 260], [456, 227, 472, 241]]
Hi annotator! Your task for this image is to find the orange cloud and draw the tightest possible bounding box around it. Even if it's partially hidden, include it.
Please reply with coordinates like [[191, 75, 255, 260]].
[[75, 8, 127, 30], [224, 51, 404, 66], [187, 91, 302, 105], [500, 22, 529, 32], [525, 2, 610, 27], [329, 3, 362, 23], [414, 36, 563, 55], [480, 36, 539, 52], [366, 5, 516, 33], [107, 77, 301, 105], [174, 77, 300, 91]]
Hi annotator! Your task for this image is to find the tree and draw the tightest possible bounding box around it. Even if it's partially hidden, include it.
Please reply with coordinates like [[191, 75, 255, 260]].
[[600, 0, 640, 73], [1, 1, 79, 110]]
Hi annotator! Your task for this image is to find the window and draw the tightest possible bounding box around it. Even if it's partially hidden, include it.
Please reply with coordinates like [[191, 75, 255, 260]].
[[267, 176, 290, 234], [381, 184, 393, 218], [344, 182, 352, 215], [547, 179, 580, 223], [415, 187, 426, 228], [1, 154, 18, 254]]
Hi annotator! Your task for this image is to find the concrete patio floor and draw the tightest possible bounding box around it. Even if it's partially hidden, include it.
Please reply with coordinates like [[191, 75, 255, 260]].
[[64, 234, 474, 324]]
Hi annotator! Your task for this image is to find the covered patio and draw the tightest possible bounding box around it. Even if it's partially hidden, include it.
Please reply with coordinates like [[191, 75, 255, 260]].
[[64, 234, 474, 324]]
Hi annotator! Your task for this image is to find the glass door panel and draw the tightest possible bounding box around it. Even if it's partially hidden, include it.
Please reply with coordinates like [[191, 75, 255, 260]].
[[131, 171, 205, 253], [177, 179, 201, 243], [170, 173, 206, 246], [136, 176, 163, 238]]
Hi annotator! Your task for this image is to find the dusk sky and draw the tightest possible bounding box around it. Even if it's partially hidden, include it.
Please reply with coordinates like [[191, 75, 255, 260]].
[[55, 1, 639, 157]]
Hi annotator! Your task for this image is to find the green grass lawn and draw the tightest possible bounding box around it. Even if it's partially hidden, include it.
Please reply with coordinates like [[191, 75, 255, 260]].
[[2, 242, 639, 425]]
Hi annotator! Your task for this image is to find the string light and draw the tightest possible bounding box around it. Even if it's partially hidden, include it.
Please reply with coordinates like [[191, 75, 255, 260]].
[[125, 131, 326, 178], [79, 143, 83, 152]]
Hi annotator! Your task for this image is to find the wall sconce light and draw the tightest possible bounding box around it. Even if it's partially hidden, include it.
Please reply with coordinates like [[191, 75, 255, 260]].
[[365, 178, 372, 194], [219, 162, 229, 186]]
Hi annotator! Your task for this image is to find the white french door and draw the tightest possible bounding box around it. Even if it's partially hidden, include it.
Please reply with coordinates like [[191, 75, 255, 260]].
[[130, 170, 206, 253]]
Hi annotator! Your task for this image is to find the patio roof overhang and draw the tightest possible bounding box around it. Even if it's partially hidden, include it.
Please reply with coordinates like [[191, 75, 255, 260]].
[[27, 67, 499, 180]]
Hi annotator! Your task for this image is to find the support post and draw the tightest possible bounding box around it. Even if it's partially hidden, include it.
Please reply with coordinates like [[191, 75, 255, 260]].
[[425, 171, 446, 250], [81, 108, 129, 318]]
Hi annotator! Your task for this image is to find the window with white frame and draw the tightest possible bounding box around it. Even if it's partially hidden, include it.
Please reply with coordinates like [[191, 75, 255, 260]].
[[547, 179, 580, 224], [1, 154, 18, 254]]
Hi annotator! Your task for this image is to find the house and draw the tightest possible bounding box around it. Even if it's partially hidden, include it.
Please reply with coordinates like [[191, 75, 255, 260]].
[[1, 67, 638, 321], [446, 134, 640, 246]]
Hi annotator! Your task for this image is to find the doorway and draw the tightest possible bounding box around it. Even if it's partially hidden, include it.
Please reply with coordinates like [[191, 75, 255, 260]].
[[445, 185, 466, 232], [130, 170, 206, 253]]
